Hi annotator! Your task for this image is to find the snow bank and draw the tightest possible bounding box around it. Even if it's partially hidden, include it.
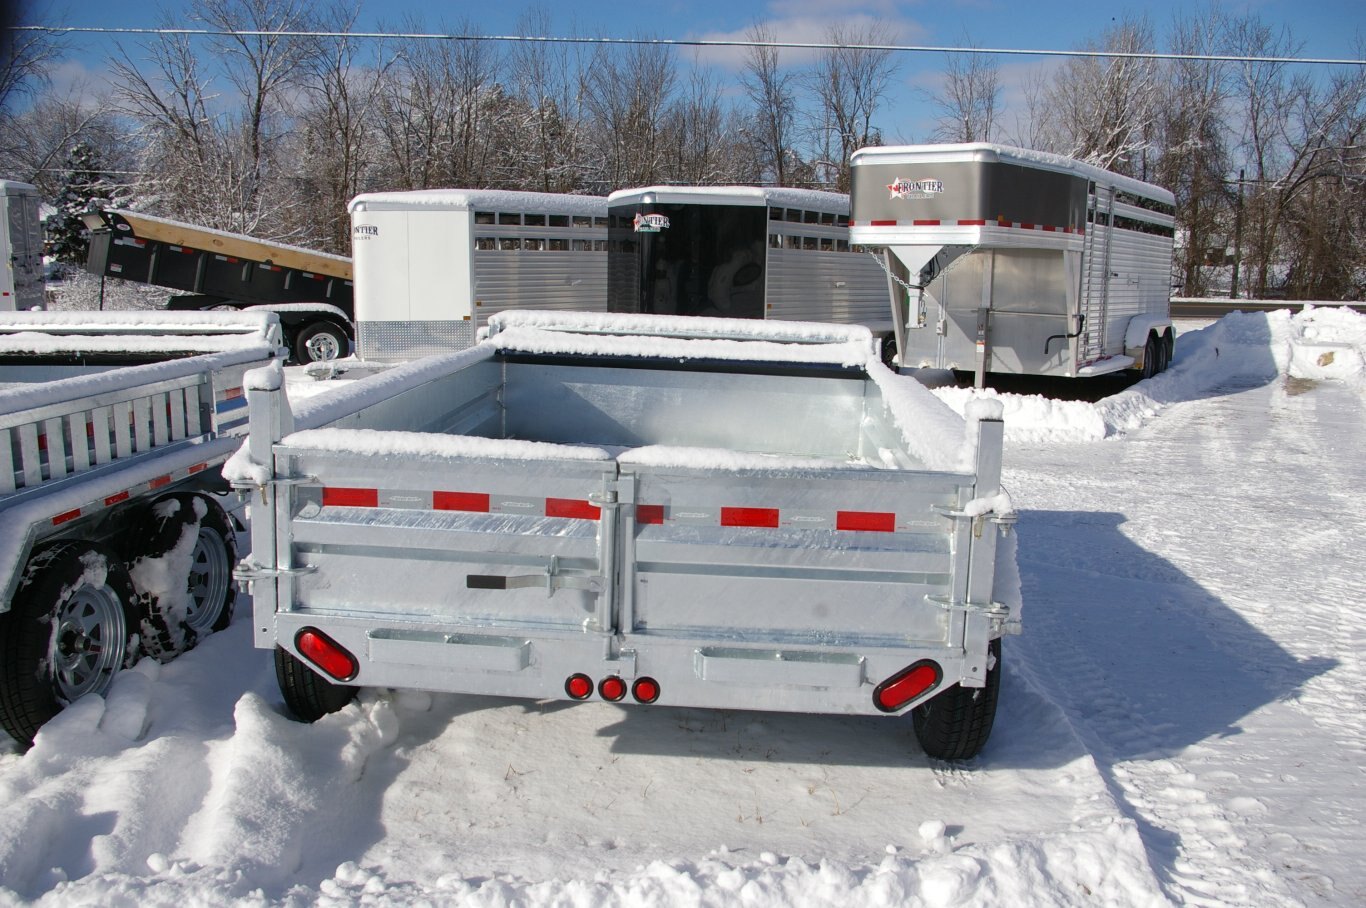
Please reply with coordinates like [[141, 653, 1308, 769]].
[[933, 306, 1366, 445]]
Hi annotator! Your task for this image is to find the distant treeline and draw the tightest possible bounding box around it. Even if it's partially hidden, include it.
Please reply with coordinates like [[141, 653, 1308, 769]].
[[3, 1, 1363, 299]]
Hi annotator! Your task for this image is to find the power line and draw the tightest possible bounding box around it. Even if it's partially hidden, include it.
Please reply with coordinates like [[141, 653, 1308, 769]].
[[12, 25, 1366, 67]]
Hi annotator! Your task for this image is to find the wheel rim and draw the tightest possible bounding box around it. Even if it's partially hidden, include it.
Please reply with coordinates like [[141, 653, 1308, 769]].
[[184, 525, 231, 633], [52, 584, 127, 701], [304, 332, 341, 361]]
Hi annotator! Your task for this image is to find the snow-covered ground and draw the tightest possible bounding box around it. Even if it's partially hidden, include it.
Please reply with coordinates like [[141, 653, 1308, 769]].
[[1, 307, 1363, 906]]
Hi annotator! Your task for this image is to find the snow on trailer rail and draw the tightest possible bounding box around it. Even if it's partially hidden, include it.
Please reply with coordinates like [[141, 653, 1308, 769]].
[[231, 310, 1018, 760], [0, 310, 283, 745]]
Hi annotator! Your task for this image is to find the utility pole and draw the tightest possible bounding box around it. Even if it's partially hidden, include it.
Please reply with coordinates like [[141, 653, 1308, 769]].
[[1230, 168, 1244, 299]]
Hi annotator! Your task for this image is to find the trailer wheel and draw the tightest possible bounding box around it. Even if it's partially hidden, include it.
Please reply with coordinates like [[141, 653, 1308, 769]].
[[911, 638, 1001, 760], [275, 646, 357, 722], [0, 542, 139, 745], [1140, 334, 1160, 380], [132, 494, 238, 662], [294, 321, 348, 363], [1161, 330, 1175, 372]]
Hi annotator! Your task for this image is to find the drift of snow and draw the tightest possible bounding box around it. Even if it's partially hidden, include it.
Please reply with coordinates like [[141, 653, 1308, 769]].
[[933, 306, 1366, 444], [1, 306, 1364, 907]]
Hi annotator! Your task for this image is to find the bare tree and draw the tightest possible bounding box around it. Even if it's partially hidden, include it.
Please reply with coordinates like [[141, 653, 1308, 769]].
[[1043, 16, 1162, 176], [507, 7, 589, 193], [806, 22, 899, 192], [580, 39, 677, 188], [1158, 6, 1233, 296], [0, 0, 65, 113], [289, 1, 394, 253], [930, 35, 1000, 143], [739, 22, 796, 185]]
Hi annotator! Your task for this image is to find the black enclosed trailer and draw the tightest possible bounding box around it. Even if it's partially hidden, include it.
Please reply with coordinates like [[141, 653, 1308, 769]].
[[83, 210, 355, 363]]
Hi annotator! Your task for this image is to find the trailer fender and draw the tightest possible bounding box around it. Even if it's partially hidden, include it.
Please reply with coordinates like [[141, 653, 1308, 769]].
[[1124, 315, 1172, 355]]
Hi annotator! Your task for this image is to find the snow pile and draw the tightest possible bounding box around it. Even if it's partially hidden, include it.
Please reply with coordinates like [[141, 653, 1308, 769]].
[[933, 306, 1366, 444]]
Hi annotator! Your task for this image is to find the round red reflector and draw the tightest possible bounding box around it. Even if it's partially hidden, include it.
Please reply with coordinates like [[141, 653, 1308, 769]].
[[632, 677, 660, 704], [565, 674, 593, 700], [295, 628, 358, 682], [599, 676, 627, 701], [873, 661, 941, 712]]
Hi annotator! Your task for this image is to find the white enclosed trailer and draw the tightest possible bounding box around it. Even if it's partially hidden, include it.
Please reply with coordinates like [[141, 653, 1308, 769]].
[[1, 180, 46, 311], [849, 143, 1177, 385], [607, 186, 893, 355], [231, 311, 1019, 760], [348, 190, 609, 362], [0, 311, 282, 744]]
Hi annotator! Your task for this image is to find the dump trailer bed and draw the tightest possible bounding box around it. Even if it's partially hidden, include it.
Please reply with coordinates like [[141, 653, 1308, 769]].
[[232, 311, 1019, 759]]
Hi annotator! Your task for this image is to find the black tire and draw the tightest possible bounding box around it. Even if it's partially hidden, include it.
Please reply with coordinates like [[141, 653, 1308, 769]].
[[293, 321, 348, 364], [912, 637, 1002, 760], [131, 494, 238, 662], [275, 646, 358, 722], [1140, 333, 1160, 379], [1161, 330, 1175, 372], [880, 335, 899, 368], [0, 542, 139, 745]]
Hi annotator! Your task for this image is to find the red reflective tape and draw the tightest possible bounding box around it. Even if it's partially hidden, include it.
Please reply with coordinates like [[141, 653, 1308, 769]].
[[224, 387, 244, 400], [636, 504, 665, 525], [149, 475, 173, 489], [912, 219, 940, 226], [434, 491, 491, 513], [104, 490, 131, 506], [958, 219, 986, 226], [1020, 222, 1035, 230], [836, 510, 896, 533], [870, 219, 897, 227], [721, 507, 780, 528], [188, 462, 208, 473], [52, 509, 82, 526], [323, 487, 378, 507], [546, 498, 600, 520], [1042, 225, 1057, 232]]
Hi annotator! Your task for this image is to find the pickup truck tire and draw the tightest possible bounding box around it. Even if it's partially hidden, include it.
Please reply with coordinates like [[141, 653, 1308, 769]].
[[912, 638, 1001, 760], [275, 646, 357, 722], [294, 321, 347, 363], [0, 542, 139, 745], [133, 494, 238, 662]]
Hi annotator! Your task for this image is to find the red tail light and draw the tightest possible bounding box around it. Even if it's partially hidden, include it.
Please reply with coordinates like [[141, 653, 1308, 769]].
[[598, 676, 627, 701], [873, 661, 942, 712], [295, 628, 359, 682], [632, 677, 660, 704], [565, 674, 593, 700]]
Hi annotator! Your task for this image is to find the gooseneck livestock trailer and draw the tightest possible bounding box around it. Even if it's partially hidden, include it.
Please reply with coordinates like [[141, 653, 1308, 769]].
[[347, 190, 610, 363], [606, 186, 892, 355], [849, 143, 1178, 386]]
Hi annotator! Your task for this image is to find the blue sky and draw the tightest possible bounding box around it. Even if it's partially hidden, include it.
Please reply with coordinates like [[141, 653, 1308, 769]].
[[21, 0, 1366, 141]]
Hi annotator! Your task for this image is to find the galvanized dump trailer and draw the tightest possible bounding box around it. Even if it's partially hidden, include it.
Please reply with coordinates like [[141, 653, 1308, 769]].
[[849, 143, 1177, 385], [232, 311, 1019, 760], [83, 209, 355, 364], [348, 190, 609, 363], [607, 186, 892, 355], [0, 311, 282, 744]]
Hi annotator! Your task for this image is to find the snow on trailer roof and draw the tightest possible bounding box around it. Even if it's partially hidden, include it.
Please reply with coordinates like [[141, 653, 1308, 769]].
[[607, 185, 850, 212], [851, 142, 1176, 204], [348, 189, 607, 216], [0, 309, 281, 350]]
